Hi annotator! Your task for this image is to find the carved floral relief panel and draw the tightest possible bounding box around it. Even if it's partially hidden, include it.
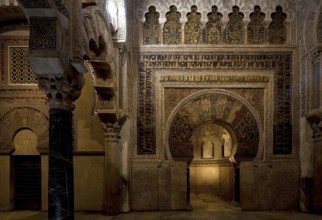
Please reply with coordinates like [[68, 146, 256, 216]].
[[268, 6, 287, 44], [138, 2, 294, 45], [143, 6, 161, 45], [205, 5, 223, 44], [247, 6, 266, 44], [163, 5, 182, 44], [184, 5, 202, 44], [225, 6, 245, 44]]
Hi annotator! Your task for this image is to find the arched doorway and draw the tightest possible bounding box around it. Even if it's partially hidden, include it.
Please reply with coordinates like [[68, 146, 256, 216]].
[[12, 129, 41, 210], [0, 107, 48, 211], [190, 122, 238, 204], [166, 90, 262, 209]]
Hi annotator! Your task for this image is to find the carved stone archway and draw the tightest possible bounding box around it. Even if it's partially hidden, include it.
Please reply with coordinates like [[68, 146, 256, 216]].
[[0, 107, 49, 154], [166, 90, 263, 162]]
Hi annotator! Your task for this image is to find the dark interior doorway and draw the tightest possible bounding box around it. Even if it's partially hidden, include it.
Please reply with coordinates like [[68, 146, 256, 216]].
[[13, 156, 41, 210]]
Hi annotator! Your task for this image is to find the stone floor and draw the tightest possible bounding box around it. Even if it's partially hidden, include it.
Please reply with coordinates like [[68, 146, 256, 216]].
[[1, 194, 322, 220]]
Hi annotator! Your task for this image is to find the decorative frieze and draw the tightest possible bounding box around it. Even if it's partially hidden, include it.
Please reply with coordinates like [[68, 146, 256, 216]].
[[160, 75, 269, 83], [142, 4, 289, 45]]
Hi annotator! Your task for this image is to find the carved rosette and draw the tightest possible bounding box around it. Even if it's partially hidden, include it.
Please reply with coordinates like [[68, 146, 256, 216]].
[[38, 74, 84, 111], [102, 122, 121, 143]]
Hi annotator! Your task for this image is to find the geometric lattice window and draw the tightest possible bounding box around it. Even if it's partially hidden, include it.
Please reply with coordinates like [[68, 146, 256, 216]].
[[9, 47, 37, 85]]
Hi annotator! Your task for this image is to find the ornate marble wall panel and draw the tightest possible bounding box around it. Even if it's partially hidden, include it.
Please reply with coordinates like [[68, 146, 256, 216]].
[[132, 0, 296, 46], [131, 164, 159, 210], [137, 52, 292, 156]]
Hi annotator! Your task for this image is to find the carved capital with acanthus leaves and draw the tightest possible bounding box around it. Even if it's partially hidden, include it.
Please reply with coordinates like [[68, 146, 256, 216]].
[[306, 113, 322, 142], [312, 122, 322, 142], [38, 73, 84, 111], [102, 122, 121, 143]]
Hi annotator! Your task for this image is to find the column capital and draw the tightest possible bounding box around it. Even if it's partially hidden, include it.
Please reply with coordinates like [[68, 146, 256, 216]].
[[38, 72, 84, 111], [312, 122, 322, 142], [102, 122, 121, 142]]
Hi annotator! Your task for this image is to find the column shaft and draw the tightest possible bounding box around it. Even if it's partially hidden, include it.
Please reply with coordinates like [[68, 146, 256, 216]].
[[104, 140, 121, 215], [48, 109, 74, 220], [313, 140, 322, 213]]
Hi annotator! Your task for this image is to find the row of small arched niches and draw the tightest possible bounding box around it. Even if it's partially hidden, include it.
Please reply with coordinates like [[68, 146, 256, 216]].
[[142, 5, 288, 45]]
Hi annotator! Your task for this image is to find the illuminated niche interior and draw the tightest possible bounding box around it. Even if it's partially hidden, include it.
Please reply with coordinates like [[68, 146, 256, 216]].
[[190, 123, 236, 162]]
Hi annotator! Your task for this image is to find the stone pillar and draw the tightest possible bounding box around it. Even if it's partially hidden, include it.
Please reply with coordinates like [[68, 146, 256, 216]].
[[102, 123, 121, 215], [39, 75, 82, 220], [312, 122, 322, 213]]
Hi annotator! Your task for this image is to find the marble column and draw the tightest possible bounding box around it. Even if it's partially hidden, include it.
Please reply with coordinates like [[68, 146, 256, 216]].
[[312, 122, 322, 213], [38, 75, 82, 220], [48, 109, 74, 219], [102, 123, 121, 215]]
